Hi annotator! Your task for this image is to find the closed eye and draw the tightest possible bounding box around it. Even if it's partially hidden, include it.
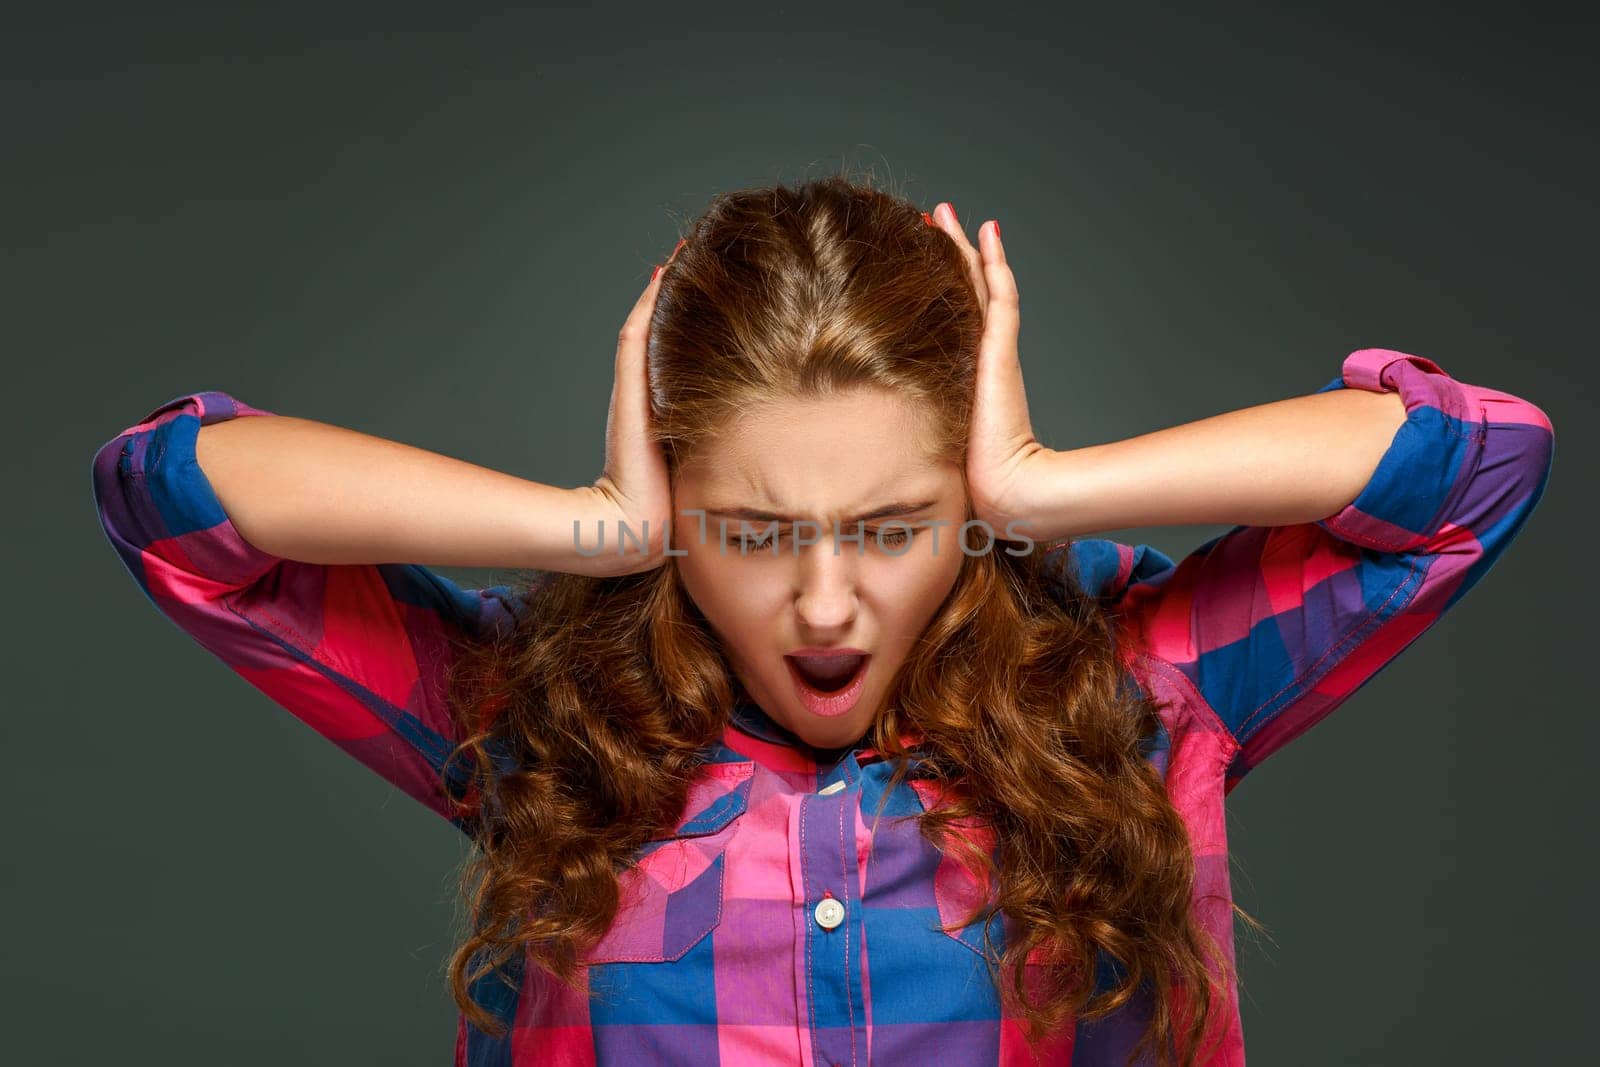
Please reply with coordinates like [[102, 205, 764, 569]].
[[717, 521, 923, 555], [868, 526, 913, 547]]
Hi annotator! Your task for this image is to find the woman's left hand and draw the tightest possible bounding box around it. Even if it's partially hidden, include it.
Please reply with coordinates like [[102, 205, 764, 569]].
[[928, 203, 1054, 543]]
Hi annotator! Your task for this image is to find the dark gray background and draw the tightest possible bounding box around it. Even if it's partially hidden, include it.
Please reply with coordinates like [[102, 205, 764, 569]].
[[9, 2, 1593, 1063]]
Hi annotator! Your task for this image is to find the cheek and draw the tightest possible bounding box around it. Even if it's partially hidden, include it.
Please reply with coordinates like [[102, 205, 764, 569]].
[[865, 544, 964, 624], [678, 545, 732, 617], [677, 546, 783, 631]]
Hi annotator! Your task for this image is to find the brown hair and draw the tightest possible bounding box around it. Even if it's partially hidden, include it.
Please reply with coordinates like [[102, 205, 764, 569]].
[[438, 170, 1254, 1065]]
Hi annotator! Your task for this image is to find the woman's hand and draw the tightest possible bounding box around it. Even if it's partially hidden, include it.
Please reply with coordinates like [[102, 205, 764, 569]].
[[928, 203, 1055, 543], [584, 240, 685, 576]]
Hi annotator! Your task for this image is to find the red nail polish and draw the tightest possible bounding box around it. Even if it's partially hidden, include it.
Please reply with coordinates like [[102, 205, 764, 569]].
[[651, 264, 662, 281], [993, 220, 1001, 239], [671, 237, 685, 256], [921, 211, 934, 226]]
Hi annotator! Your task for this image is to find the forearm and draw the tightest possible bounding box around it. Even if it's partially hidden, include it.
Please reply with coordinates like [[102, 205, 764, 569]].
[[1018, 387, 1410, 540], [195, 414, 613, 574]]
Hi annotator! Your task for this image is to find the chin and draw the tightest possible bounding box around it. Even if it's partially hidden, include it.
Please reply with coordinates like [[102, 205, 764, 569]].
[[799, 722, 863, 749], [798, 705, 880, 750]]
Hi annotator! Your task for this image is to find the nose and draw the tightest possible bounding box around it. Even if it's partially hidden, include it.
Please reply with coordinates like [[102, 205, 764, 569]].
[[792, 530, 859, 633]]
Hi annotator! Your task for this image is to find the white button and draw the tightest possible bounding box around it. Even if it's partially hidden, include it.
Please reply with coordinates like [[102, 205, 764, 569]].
[[814, 897, 845, 929], [818, 780, 845, 795]]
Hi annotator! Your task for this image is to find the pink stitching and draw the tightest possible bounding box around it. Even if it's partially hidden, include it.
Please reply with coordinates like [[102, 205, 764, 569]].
[[225, 590, 350, 682], [583, 826, 737, 964], [837, 796, 858, 1066], [802, 796, 818, 1058], [1234, 550, 1422, 737], [1322, 399, 1486, 552], [1131, 651, 1241, 766]]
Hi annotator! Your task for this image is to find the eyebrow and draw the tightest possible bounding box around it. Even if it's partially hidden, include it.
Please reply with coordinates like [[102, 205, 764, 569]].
[[703, 498, 941, 525]]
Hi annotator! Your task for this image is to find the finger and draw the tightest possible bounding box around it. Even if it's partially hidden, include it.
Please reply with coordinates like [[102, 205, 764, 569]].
[[608, 242, 681, 486], [625, 237, 684, 312], [977, 221, 1017, 332], [617, 236, 684, 363], [932, 202, 988, 316], [973, 219, 1030, 436], [976, 220, 1020, 365]]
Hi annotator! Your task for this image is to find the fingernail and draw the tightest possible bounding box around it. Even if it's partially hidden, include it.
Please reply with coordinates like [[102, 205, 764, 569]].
[[947, 203, 960, 226], [671, 237, 685, 257], [921, 211, 935, 227], [993, 220, 1001, 239], [651, 263, 662, 281]]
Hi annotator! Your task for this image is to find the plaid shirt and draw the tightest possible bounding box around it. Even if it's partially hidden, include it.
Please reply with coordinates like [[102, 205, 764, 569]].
[[91, 347, 1553, 1065]]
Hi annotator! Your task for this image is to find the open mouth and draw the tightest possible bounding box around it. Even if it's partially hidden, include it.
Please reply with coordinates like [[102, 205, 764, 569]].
[[784, 652, 870, 718]]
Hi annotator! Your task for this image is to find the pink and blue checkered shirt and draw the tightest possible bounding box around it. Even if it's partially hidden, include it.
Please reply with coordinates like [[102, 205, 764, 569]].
[[91, 348, 1553, 1064]]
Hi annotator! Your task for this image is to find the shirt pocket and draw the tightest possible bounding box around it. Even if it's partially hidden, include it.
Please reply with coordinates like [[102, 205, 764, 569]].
[[908, 777, 1059, 969], [582, 760, 756, 964]]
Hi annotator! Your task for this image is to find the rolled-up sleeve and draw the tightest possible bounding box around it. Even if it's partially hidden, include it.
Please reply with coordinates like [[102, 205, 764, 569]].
[[91, 390, 527, 827], [1111, 348, 1554, 793]]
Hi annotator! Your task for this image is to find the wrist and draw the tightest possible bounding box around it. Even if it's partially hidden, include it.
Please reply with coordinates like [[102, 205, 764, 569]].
[[974, 446, 1078, 547], [567, 484, 669, 578]]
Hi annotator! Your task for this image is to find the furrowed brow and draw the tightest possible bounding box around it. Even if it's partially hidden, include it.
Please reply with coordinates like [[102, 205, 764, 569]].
[[705, 499, 940, 525]]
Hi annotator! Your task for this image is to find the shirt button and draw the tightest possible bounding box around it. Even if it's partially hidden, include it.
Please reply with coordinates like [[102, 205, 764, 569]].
[[814, 897, 845, 929], [818, 779, 845, 795]]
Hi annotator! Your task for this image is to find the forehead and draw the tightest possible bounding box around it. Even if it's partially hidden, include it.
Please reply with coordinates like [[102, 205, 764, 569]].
[[676, 390, 957, 510]]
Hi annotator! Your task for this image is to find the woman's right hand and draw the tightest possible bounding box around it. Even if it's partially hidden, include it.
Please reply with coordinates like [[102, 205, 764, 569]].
[[582, 240, 685, 576]]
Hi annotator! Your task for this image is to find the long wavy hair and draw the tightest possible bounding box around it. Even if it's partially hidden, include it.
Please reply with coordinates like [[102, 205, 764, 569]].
[[437, 171, 1256, 1066]]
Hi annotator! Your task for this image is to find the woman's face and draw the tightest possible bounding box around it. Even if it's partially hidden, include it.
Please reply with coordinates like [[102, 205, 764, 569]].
[[673, 388, 970, 751]]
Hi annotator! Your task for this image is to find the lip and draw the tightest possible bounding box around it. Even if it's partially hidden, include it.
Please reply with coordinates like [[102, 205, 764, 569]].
[[784, 650, 870, 718]]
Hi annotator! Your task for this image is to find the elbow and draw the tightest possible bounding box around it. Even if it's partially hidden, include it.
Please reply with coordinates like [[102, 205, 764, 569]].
[[89, 431, 130, 518]]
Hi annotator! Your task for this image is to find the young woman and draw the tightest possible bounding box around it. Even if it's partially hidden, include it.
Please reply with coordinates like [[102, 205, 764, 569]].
[[91, 175, 1554, 1066]]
